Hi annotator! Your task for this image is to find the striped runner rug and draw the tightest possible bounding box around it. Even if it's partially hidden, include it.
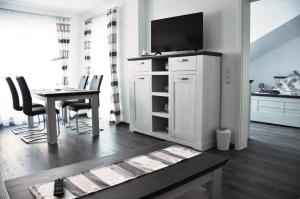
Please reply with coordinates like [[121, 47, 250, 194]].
[[29, 145, 201, 198]]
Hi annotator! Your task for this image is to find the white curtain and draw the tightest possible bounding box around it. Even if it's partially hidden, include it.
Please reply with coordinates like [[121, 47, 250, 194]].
[[89, 15, 112, 122], [0, 10, 60, 126]]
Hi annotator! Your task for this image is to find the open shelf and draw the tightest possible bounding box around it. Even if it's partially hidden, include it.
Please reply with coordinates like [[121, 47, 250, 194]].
[[152, 95, 169, 112], [152, 112, 169, 118], [152, 116, 169, 134], [152, 75, 168, 93], [152, 71, 168, 75], [152, 92, 169, 97], [152, 58, 169, 72]]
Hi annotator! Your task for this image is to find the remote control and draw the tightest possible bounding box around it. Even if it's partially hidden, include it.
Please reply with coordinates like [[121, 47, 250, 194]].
[[53, 178, 64, 196]]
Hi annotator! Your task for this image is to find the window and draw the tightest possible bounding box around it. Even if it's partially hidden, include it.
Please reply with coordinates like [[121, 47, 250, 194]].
[[0, 11, 60, 126]]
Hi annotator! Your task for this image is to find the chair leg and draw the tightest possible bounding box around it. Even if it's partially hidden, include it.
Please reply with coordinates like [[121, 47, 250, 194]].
[[68, 109, 71, 128], [20, 114, 47, 144], [76, 112, 79, 134], [56, 113, 61, 137], [12, 115, 43, 134]]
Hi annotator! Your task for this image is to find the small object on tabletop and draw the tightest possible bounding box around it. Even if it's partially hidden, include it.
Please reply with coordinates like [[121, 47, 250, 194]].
[[53, 178, 64, 196], [258, 83, 265, 92]]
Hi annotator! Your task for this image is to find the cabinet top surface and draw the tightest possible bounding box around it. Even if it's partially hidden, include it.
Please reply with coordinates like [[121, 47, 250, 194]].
[[252, 92, 300, 99], [127, 51, 222, 61]]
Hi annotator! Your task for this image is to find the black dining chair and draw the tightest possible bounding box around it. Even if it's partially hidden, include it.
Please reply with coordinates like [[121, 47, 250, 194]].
[[57, 75, 89, 125], [16, 76, 60, 143], [67, 75, 103, 134], [5, 77, 44, 134]]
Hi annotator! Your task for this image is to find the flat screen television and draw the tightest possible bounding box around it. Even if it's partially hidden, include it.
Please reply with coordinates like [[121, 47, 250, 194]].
[[151, 12, 203, 53]]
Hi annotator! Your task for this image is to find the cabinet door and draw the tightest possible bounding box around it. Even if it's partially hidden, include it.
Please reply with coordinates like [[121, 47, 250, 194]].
[[132, 75, 151, 131], [171, 74, 196, 141]]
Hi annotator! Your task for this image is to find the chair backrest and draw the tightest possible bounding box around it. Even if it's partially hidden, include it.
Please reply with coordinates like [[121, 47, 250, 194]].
[[78, 75, 89, 89], [5, 77, 22, 111], [16, 76, 33, 116], [89, 75, 103, 91]]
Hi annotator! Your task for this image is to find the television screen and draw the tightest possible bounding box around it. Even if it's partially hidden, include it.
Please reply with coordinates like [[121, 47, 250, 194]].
[[151, 12, 203, 53]]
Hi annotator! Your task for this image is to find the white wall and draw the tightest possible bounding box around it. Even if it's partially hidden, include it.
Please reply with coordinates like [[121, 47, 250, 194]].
[[251, 0, 300, 42], [250, 35, 300, 91]]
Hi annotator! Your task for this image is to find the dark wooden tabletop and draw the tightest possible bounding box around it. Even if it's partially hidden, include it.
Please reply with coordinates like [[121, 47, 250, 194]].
[[32, 88, 100, 97], [5, 141, 228, 199]]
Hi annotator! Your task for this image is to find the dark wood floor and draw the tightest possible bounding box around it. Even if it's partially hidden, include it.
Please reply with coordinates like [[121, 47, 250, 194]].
[[217, 122, 300, 199], [0, 121, 299, 199]]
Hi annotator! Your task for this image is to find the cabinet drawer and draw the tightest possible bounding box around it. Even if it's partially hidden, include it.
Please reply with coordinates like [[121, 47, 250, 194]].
[[285, 102, 300, 109], [251, 99, 258, 111], [132, 60, 151, 72], [169, 56, 197, 71], [258, 100, 284, 108], [173, 74, 196, 83], [133, 75, 149, 82], [285, 108, 300, 116], [258, 106, 283, 114]]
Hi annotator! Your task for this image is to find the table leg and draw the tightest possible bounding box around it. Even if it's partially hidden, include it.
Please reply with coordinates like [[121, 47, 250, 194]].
[[63, 107, 68, 122], [210, 168, 222, 199], [45, 98, 57, 144], [91, 94, 99, 137], [27, 116, 34, 128]]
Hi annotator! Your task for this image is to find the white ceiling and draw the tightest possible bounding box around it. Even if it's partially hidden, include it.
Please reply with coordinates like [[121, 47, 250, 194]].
[[251, 15, 300, 60], [0, 0, 111, 14]]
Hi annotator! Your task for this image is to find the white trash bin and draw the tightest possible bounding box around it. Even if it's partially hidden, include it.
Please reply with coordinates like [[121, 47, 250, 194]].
[[216, 128, 231, 151]]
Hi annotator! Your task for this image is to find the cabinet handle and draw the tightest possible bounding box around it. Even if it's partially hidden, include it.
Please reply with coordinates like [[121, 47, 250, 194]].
[[138, 77, 145, 80], [178, 58, 189, 62], [139, 62, 145, 65], [179, 77, 189, 80]]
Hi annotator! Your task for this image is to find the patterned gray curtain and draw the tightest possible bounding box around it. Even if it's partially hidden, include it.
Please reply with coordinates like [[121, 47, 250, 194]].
[[56, 17, 71, 86], [84, 18, 92, 75], [107, 8, 121, 124]]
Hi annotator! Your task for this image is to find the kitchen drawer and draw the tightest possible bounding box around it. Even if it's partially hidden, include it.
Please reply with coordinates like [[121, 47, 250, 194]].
[[258, 100, 284, 108], [169, 56, 197, 71], [131, 60, 151, 72], [285, 108, 300, 116], [251, 99, 258, 111], [285, 102, 300, 109], [258, 106, 283, 114]]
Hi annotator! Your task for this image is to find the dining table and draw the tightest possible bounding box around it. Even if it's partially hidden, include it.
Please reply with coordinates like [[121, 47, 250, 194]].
[[31, 88, 100, 144]]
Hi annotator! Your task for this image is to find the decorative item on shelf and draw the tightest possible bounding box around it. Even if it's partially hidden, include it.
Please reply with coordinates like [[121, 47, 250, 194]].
[[164, 103, 168, 113], [165, 62, 169, 71], [164, 85, 169, 92], [141, 49, 150, 56], [258, 83, 265, 92]]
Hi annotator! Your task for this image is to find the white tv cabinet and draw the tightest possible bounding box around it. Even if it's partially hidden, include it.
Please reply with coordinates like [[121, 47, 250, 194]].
[[128, 51, 222, 151]]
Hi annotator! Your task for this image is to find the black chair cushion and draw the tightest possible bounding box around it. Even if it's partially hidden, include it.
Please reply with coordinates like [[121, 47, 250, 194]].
[[67, 102, 91, 112], [32, 103, 44, 108], [29, 106, 59, 116]]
